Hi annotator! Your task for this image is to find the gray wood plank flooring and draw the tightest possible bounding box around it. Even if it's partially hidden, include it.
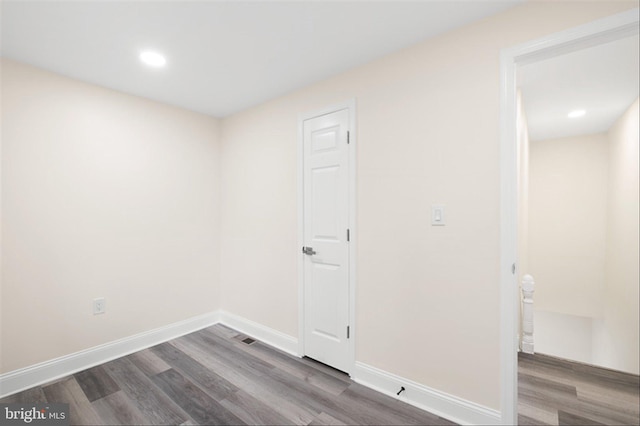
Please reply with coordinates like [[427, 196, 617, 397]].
[[518, 352, 640, 425], [5, 326, 637, 425], [1, 325, 453, 425]]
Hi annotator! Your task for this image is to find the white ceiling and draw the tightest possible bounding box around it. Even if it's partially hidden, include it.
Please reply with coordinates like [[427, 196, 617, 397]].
[[1, 1, 521, 117], [519, 34, 640, 142]]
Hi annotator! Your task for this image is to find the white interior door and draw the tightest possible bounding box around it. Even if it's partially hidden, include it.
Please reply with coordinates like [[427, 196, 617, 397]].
[[302, 108, 351, 373]]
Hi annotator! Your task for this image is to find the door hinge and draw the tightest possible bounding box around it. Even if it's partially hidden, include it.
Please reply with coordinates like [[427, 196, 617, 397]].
[[347, 326, 350, 339], [512, 263, 516, 275], [347, 131, 350, 144], [347, 228, 350, 242]]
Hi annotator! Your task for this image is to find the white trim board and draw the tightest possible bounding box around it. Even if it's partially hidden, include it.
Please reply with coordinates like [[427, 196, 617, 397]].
[[0, 311, 221, 399], [498, 8, 639, 425], [352, 362, 500, 426]]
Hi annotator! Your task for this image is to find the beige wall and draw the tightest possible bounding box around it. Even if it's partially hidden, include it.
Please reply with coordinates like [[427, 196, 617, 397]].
[[529, 133, 609, 318], [535, 311, 596, 364], [600, 98, 639, 374], [0, 59, 221, 373], [219, 1, 636, 410]]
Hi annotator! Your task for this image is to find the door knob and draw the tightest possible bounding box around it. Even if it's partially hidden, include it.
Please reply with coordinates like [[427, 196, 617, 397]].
[[302, 246, 317, 255]]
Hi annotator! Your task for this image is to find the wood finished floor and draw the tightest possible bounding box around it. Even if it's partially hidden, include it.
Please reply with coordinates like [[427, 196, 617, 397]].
[[518, 352, 640, 426], [1, 324, 454, 425], [4, 326, 639, 425]]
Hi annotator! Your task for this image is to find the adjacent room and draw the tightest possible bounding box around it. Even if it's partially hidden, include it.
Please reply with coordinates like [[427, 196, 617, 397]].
[[1, 1, 639, 425], [516, 33, 640, 425]]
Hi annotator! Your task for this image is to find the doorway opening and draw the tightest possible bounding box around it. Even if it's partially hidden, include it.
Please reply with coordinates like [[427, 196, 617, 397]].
[[499, 9, 639, 425], [517, 34, 639, 372]]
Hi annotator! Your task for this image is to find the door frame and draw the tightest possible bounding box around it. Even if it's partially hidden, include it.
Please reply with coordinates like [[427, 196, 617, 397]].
[[297, 99, 357, 374], [499, 9, 639, 425]]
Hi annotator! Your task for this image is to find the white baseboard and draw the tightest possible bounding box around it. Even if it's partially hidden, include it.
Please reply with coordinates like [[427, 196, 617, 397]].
[[0, 311, 221, 399], [218, 310, 299, 357], [352, 362, 501, 426]]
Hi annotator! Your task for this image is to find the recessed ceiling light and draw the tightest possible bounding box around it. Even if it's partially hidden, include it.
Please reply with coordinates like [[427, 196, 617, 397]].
[[139, 51, 166, 68], [568, 109, 586, 118]]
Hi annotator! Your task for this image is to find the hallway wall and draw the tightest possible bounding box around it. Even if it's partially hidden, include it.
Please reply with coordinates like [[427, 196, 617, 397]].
[[529, 133, 609, 319], [219, 1, 637, 410], [599, 98, 640, 374], [529, 99, 639, 374]]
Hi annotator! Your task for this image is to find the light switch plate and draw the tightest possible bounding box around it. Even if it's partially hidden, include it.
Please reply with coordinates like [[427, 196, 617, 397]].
[[432, 205, 445, 226], [93, 297, 106, 315]]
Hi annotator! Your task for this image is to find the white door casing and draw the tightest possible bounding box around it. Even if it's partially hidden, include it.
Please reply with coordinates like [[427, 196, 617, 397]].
[[301, 106, 353, 373]]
